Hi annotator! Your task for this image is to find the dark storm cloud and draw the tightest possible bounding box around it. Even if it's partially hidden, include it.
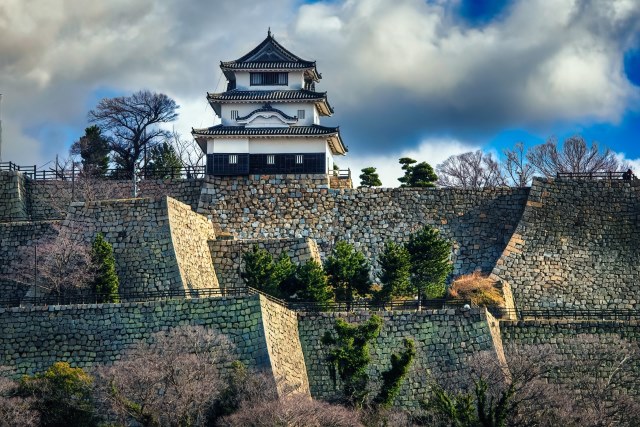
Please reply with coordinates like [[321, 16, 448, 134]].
[[1, 0, 639, 174]]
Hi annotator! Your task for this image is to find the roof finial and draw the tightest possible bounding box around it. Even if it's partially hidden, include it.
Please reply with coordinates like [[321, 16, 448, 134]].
[[268, 27, 271, 37]]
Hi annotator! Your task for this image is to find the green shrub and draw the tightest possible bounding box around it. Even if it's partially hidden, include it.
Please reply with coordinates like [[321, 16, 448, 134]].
[[91, 233, 119, 303]]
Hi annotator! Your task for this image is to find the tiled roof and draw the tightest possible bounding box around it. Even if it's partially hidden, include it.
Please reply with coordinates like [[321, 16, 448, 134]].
[[221, 33, 315, 69], [192, 124, 339, 137], [207, 89, 327, 101], [221, 62, 312, 70]]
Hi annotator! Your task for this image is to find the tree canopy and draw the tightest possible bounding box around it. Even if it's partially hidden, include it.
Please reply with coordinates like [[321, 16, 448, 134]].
[[398, 157, 438, 187], [358, 167, 382, 188], [70, 125, 110, 177], [324, 241, 372, 309], [88, 90, 179, 174], [405, 225, 452, 300]]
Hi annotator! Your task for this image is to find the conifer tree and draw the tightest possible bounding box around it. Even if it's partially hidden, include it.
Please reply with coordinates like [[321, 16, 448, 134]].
[[398, 157, 438, 187], [324, 241, 372, 310], [291, 260, 333, 305], [91, 233, 119, 303], [405, 225, 452, 300], [241, 245, 279, 296], [374, 241, 412, 303], [359, 167, 382, 188]]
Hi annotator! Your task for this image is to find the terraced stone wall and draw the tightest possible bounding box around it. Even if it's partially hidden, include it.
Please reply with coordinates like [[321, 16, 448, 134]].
[[64, 197, 210, 294], [0, 171, 29, 221], [0, 220, 59, 303], [501, 320, 640, 395], [208, 237, 321, 289], [166, 197, 219, 290], [27, 178, 203, 220], [199, 177, 529, 277], [297, 308, 499, 408], [492, 178, 640, 311]]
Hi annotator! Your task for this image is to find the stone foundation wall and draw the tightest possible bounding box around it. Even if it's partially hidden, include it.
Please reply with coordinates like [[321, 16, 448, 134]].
[[0, 171, 29, 221], [0, 220, 59, 302], [208, 237, 321, 289], [166, 197, 219, 290], [259, 297, 310, 395], [297, 308, 497, 408], [492, 178, 640, 311], [26, 178, 203, 220], [501, 320, 640, 395], [64, 197, 184, 294], [199, 178, 529, 278]]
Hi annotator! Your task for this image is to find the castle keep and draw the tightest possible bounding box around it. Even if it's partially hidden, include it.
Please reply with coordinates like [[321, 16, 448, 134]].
[[0, 34, 639, 408]]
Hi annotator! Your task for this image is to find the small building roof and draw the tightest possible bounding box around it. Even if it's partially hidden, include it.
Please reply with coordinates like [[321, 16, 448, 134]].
[[220, 32, 321, 81], [206, 89, 334, 116], [191, 124, 347, 155]]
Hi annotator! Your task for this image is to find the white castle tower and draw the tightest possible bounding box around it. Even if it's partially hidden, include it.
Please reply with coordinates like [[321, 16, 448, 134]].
[[192, 30, 347, 176]]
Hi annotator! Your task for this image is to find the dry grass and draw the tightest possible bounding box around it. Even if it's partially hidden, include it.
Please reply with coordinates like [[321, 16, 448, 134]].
[[448, 272, 505, 307]]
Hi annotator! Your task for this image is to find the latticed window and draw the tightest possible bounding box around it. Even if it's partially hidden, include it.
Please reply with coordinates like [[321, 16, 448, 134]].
[[267, 155, 275, 165], [250, 72, 288, 86], [297, 109, 305, 119], [230, 110, 239, 119], [229, 155, 238, 164], [296, 154, 303, 164]]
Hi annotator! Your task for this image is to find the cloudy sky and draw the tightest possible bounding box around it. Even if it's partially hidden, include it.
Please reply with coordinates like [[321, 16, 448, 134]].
[[1, 0, 640, 186]]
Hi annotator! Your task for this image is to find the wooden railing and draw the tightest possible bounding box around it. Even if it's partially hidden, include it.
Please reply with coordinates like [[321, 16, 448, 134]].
[[556, 171, 631, 180]]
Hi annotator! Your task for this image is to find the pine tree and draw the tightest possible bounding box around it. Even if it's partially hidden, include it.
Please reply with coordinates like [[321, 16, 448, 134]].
[[374, 241, 412, 303], [91, 233, 119, 303], [70, 125, 110, 177], [359, 167, 382, 188], [240, 245, 279, 296], [146, 141, 183, 178], [292, 260, 333, 305], [405, 225, 452, 300], [324, 241, 372, 310], [398, 157, 438, 187]]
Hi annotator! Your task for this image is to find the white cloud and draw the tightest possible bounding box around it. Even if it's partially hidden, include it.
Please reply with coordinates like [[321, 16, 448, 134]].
[[342, 137, 479, 187], [0, 0, 639, 166]]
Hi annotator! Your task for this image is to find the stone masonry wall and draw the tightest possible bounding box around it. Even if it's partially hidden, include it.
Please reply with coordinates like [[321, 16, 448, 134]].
[[259, 297, 310, 395], [208, 237, 321, 289], [0, 295, 264, 375], [297, 308, 498, 408], [199, 177, 529, 278], [166, 197, 219, 290], [27, 178, 203, 220], [64, 198, 184, 294], [492, 178, 640, 311], [501, 320, 640, 395], [0, 294, 310, 398], [0, 221, 59, 302], [0, 171, 29, 222]]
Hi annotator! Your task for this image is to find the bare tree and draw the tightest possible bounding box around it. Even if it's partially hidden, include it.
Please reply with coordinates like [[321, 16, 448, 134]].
[[436, 150, 506, 188], [219, 394, 363, 427], [503, 142, 535, 187], [89, 90, 179, 174], [95, 326, 233, 426], [6, 224, 95, 298], [0, 371, 39, 427], [167, 130, 206, 176], [526, 136, 624, 177]]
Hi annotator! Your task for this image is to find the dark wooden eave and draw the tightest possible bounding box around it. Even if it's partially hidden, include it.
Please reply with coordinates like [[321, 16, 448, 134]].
[[206, 89, 334, 116]]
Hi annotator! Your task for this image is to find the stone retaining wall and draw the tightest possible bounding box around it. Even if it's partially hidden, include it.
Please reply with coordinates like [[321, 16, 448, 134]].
[[64, 196, 223, 294], [297, 308, 498, 408], [199, 177, 529, 278], [0, 220, 59, 302], [492, 178, 640, 311], [208, 237, 321, 289], [259, 297, 310, 395], [0, 171, 29, 221], [501, 320, 640, 395], [167, 197, 219, 290]]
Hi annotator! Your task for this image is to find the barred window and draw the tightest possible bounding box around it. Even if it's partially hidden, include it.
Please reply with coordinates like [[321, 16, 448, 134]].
[[250, 72, 288, 86], [267, 155, 275, 165], [297, 109, 305, 119], [230, 110, 239, 119], [229, 155, 238, 164], [296, 154, 303, 164]]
